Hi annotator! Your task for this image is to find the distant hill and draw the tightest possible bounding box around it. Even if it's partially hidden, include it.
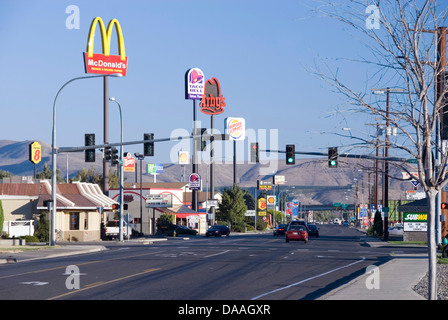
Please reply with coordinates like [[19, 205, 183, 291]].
[[0, 140, 413, 205]]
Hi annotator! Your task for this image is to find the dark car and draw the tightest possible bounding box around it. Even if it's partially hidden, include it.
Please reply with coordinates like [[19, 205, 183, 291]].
[[174, 225, 198, 235], [205, 225, 230, 237], [273, 224, 288, 236], [307, 223, 319, 237], [288, 219, 309, 231]]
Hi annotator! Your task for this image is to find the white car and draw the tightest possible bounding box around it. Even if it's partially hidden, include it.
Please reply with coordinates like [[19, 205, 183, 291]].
[[388, 224, 404, 236]]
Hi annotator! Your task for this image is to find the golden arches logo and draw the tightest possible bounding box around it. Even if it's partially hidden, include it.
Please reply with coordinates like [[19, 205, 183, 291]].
[[84, 17, 128, 76]]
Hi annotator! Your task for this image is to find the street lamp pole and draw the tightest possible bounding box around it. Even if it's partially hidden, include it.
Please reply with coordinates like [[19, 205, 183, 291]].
[[51, 74, 122, 246]]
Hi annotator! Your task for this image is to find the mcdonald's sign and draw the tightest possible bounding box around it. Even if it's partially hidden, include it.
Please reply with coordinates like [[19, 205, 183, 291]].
[[83, 17, 128, 76]]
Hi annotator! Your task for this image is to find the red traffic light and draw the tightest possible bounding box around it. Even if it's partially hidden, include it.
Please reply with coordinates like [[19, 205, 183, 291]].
[[442, 203, 448, 210], [112, 204, 119, 210]]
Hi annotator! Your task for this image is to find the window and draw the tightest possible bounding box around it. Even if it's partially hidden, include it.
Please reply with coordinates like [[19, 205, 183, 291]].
[[84, 212, 89, 230], [70, 212, 80, 230]]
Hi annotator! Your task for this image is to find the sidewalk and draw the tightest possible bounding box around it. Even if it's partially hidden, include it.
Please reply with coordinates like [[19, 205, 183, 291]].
[[319, 232, 428, 300]]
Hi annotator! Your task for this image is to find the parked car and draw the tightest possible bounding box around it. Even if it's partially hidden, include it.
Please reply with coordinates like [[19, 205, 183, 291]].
[[285, 225, 308, 243], [170, 225, 198, 236], [205, 225, 230, 237], [388, 224, 404, 236], [273, 224, 288, 236], [307, 223, 319, 237]]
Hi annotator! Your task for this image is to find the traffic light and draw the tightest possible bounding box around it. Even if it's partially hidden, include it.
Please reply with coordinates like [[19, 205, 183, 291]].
[[112, 203, 119, 210], [442, 203, 448, 210], [200, 128, 207, 151], [286, 144, 295, 165], [328, 147, 338, 168], [250, 142, 259, 163], [84, 134, 95, 163], [111, 147, 119, 166], [144, 133, 154, 156], [104, 146, 112, 161]]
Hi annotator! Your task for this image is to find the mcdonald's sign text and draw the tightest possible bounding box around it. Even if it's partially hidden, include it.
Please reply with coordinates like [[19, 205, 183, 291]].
[[84, 53, 128, 76], [83, 17, 128, 76]]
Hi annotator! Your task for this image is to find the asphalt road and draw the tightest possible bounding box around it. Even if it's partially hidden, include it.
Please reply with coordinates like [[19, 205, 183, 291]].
[[0, 225, 426, 301]]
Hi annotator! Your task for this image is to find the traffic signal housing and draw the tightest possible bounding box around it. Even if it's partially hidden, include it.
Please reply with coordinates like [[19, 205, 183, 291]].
[[104, 146, 112, 161], [250, 142, 259, 163], [144, 133, 154, 156], [111, 147, 119, 166], [286, 144, 295, 165], [442, 202, 448, 210], [328, 147, 338, 168], [85, 134, 95, 163]]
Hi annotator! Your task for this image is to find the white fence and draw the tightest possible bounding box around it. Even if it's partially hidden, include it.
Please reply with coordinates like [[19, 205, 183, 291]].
[[3, 220, 35, 237]]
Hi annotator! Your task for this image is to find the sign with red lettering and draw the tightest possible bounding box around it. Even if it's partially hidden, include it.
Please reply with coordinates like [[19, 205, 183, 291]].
[[200, 78, 226, 115]]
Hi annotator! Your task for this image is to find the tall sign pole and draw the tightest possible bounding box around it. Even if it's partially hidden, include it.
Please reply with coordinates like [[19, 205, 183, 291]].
[[185, 68, 205, 211], [84, 17, 128, 195], [199, 77, 226, 225]]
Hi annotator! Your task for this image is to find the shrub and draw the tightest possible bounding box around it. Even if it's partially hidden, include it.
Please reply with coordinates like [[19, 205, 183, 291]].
[[24, 235, 39, 243]]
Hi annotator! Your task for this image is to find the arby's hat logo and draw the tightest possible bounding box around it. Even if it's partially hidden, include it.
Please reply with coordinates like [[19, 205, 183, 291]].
[[200, 77, 226, 115]]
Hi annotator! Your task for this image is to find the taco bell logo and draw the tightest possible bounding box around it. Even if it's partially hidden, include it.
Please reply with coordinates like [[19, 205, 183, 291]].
[[185, 67, 205, 100]]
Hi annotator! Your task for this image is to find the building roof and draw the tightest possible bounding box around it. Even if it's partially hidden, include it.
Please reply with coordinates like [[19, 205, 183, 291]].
[[0, 180, 117, 210], [397, 198, 427, 213]]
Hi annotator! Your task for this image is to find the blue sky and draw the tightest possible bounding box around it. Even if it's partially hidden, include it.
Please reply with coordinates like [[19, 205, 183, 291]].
[[0, 0, 380, 165]]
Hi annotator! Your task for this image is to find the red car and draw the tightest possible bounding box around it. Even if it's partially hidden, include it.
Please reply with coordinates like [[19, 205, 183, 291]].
[[285, 225, 308, 243]]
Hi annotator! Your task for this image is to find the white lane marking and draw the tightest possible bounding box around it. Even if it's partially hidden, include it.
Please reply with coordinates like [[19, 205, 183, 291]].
[[250, 256, 366, 300], [204, 250, 231, 258]]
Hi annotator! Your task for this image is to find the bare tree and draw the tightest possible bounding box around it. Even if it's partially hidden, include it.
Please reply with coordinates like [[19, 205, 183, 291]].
[[312, 0, 448, 300]]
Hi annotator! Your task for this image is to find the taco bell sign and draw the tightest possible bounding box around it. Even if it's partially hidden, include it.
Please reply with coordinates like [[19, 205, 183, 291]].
[[185, 68, 205, 100]]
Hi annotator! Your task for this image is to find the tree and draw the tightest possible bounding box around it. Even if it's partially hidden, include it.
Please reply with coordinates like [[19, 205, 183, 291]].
[[217, 186, 248, 226], [372, 210, 383, 237], [73, 167, 122, 190], [34, 211, 49, 242], [37, 162, 64, 183], [313, 0, 448, 299]]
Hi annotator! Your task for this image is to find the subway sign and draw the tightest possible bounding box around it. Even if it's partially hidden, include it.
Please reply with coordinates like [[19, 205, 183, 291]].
[[403, 212, 427, 232]]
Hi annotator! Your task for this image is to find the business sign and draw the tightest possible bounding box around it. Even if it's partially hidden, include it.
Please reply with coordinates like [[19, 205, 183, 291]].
[[29, 141, 42, 164], [257, 180, 272, 190], [245, 210, 256, 217], [273, 175, 285, 185], [267, 195, 276, 208], [225, 117, 245, 140], [146, 194, 172, 208], [123, 153, 135, 172], [200, 78, 226, 115], [189, 173, 201, 190], [185, 68, 205, 100], [178, 151, 189, 165], [403, 212, 427, 232], [258, 198, 267, 216], [84, 17, 128, 76], [147, 164, 164, 174]]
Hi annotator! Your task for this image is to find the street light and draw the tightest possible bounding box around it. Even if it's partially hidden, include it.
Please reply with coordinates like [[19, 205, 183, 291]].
[[109, 97, 124, 241], [51, 74, 122, 246]]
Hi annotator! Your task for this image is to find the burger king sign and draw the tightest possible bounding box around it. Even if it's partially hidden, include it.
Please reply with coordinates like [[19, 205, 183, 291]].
[[225, 117, 245, 141]]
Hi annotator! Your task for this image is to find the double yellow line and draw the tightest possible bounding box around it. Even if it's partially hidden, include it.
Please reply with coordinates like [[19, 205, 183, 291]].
[[47, 268, 160, 300]]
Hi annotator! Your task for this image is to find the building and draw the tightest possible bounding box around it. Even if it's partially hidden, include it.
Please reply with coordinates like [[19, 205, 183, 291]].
[[0, 180, 117, 241], [109, 182, 221, 235]]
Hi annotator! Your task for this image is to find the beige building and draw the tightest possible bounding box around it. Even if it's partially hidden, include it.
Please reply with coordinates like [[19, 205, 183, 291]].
[[1, 180, 117, 242]]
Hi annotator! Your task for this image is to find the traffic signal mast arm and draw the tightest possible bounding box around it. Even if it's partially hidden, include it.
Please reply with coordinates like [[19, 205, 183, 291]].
[[57, 133, 228, 154], [261, 148, 410, 162]]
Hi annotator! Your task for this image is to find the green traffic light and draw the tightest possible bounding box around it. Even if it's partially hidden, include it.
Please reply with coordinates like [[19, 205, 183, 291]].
[[330, 160, 337, 166], [288, 158, 294, 163]]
